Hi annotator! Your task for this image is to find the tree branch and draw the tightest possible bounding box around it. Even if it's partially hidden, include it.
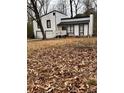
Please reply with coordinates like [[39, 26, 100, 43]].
[[27, 11, 36, 21], [27, 5, 35, 12]]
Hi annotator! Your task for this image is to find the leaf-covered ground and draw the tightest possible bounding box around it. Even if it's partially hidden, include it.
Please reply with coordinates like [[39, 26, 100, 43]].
[[27, 37, 97, 93]]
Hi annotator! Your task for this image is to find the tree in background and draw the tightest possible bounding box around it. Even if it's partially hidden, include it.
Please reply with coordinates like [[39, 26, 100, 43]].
[[27, 0, 51, 39], [27, 22, 34, 39], [56, 0, 67, 15], [70, 0, 73, 18], [41, 0, 51, 15], [92, 0, 97, 11], [73, 0, 83, 16], [83, 0, 97, 36]]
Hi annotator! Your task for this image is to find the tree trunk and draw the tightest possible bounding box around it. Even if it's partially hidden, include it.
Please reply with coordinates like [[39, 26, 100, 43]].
[[75, 6, 78, 16], [75, 10, 77, 16], [37, 19, 46, 39], [31, 0, 46, 39], [70, 0, 73, 18]]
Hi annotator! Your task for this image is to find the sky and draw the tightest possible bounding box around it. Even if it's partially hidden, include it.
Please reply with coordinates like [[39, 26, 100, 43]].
[[49, 0, 59, 8], [50, 0, 58, 5], [48, 0, 85, 16], [48, 0, 59, 12]]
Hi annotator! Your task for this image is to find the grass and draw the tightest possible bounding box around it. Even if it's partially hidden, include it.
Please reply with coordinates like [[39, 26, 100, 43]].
[[28, 37, 97, 50]]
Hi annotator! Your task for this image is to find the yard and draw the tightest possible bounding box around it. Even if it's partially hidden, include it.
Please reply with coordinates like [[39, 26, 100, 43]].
[[27, 37, 97, 93]]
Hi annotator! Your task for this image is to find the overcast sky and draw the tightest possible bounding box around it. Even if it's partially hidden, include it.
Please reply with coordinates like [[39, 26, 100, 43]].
[[48, 0, 85, 16], [48, 0, 58, 11], [49, 0, 59, 6]]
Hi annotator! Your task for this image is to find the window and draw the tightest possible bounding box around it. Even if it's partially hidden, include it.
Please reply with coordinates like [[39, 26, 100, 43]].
[[62, 26, 67, 30], [47, 20, 51, 28]]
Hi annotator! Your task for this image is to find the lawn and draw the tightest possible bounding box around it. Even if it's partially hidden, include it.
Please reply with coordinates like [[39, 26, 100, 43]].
[[27, 37, 97, 93]]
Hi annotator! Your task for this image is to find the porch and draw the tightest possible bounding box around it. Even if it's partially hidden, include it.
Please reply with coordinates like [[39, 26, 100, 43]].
[[57, 15, 93, 37]]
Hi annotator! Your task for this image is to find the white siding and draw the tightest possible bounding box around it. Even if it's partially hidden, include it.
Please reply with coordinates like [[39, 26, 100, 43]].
[[56, 12, 68, 26], [41, 12, 56, 39], [55, 12, 68, 36], [46, 31, 55, 38], [32, 12, 93, 39], [33, 21, 42, 38], [36, 31, 43, 38], [33, 11, 67, 39]]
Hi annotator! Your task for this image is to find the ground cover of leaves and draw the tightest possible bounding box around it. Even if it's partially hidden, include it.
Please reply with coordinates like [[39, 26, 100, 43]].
[[27, 37, 97, 93]]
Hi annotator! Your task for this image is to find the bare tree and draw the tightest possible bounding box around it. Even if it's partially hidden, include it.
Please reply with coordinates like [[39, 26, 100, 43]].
[[92, 0, 97, 7], [73, 0, 83, 16], [92, 0, 97, 11], [56, 0, 67, 15], [83, 0, 93, 15], [42, 0, 50, 15], [27, 0, 46, 39], [70, 0, 73, 18], [83, 0, 97, 36]]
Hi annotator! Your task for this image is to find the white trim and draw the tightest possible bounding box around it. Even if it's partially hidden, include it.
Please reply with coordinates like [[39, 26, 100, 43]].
[[61, 18, 90, 22]]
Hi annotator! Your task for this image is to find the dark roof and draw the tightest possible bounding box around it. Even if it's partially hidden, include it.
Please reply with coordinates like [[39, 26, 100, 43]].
[[57, 20, 90, 26], [40, 10, 67, 18], [74, 14, 90, 18]]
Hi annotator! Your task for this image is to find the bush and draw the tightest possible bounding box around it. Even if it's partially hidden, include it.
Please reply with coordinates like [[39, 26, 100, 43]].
[[93, 13, 97, 36], [27, 22, 34, 39]]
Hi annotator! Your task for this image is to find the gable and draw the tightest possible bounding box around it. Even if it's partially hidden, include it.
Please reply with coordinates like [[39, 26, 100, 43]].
[[40, 10, 67, 18]]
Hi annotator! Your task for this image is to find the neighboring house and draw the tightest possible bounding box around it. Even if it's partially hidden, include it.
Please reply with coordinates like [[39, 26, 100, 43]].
[[33, 10, 93, 39]]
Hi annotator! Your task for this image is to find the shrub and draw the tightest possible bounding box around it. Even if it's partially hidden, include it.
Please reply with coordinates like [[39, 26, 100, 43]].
[[27, 22, 34, 39]]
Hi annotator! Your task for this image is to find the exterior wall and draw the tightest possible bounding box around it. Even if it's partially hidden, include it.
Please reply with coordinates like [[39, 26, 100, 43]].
[[60, 16, 91, 37], [33, 11, 67, 39], [56, 12, 68, 29], [41, 12, 56, 39], [36, 31, 43, 38], [33, 11, 68, 39], [66, 24, 89, 37], [45, 31, 55, 38], [33, 12, 93, 39], [56, 12, 68, 36], [33, 21, 43, 38]]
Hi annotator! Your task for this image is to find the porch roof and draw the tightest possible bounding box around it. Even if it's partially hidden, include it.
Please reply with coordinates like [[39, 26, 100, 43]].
[[57, 20, 90, 26]]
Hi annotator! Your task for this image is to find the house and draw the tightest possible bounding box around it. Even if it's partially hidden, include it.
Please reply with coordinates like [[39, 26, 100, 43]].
[[33, 10, 93, 39]]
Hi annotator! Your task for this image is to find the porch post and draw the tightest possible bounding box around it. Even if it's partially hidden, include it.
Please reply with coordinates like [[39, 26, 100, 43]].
[[89, 14, 94, 36]]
